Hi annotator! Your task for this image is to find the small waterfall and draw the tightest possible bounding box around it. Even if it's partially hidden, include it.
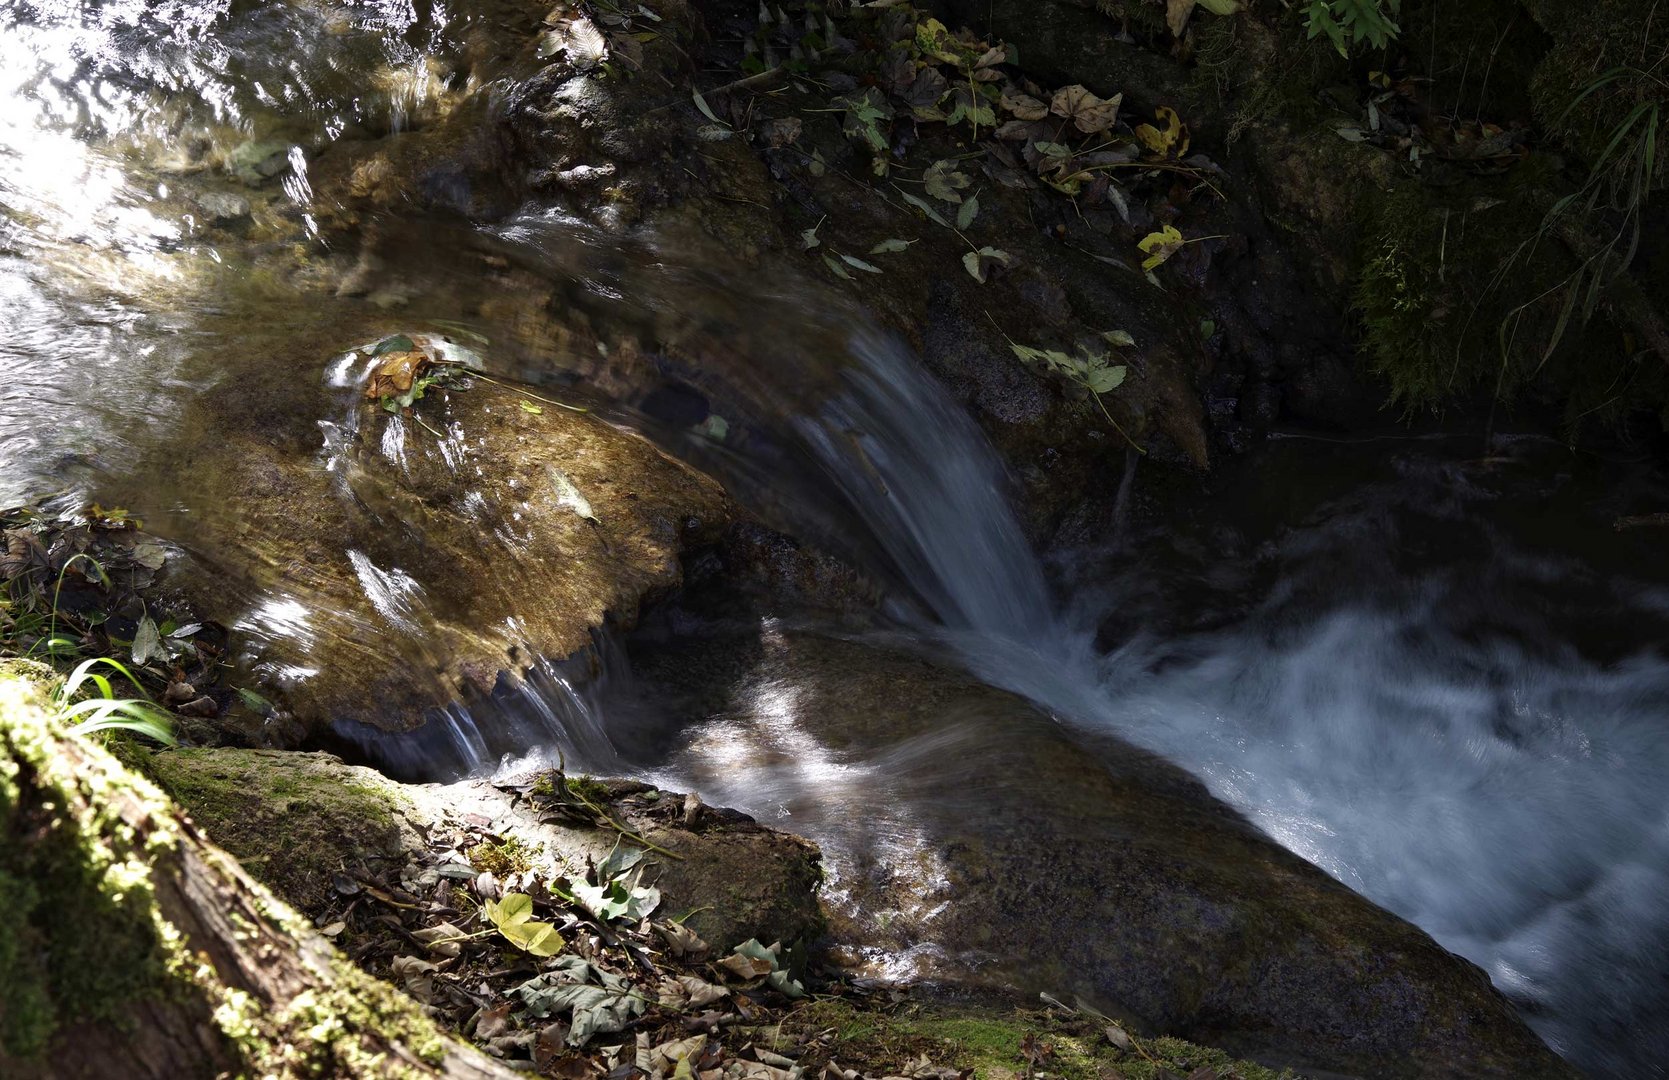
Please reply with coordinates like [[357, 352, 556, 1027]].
[[814, 335, 1669, 1079]]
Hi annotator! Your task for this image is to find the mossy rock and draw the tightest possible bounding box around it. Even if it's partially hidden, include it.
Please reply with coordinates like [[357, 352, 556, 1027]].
[[135, 747, 415, 913], [783, 997, 1297, 1080]]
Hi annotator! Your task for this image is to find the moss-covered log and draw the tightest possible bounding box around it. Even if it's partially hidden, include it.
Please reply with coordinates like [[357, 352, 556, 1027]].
[[0, 679, 518, 1080]]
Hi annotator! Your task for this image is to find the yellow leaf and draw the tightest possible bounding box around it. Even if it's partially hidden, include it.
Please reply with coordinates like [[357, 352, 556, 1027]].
[[1135, 106, 1189, 158], [1138, 225, 1184, 271]]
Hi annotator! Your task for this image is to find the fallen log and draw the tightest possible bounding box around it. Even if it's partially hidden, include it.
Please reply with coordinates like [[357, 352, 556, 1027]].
[[0, 678, 519, 1080]]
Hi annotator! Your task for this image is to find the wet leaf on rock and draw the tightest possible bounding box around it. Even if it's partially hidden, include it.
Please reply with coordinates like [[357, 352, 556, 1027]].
[[897, 189, 953, 229], [923, 159, 971, 203], [1138, 224, 1184, 270], [131, 615, 163, 666], [956, 194, 980, 230], [869, 238, 912, 254], [1135, 106, 1190, 158], [961, 246, 1015, 283]]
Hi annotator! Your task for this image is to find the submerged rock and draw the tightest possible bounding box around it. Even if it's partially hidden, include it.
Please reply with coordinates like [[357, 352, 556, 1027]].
[[632, 628, 1575, 1080], [155, 341, 729, 749]]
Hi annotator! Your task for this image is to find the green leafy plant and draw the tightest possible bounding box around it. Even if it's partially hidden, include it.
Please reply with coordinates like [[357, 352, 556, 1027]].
[[1303, 0, 1400, 57], [1493, 67, 1660, 384], [50, 656, 176, 744], [565, 840, 661, 924]]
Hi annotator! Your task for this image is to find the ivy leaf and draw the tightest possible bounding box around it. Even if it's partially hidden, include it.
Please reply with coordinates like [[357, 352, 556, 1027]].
[[962, 246, 1015, 283], [485, 893, 566, 957], [835, 88, 893, 153], [904, 68, 950, 120], [924, 159, 972, 204], [1138, 224, 1185, 270], [1051, 84, 1122, 134]]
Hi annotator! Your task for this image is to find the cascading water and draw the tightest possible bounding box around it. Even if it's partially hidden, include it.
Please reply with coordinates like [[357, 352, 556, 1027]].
[[794, 338, 1669, 1078]]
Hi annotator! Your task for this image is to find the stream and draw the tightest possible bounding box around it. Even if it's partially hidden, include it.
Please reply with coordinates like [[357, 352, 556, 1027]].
[[3, 1, 1667, 1076]]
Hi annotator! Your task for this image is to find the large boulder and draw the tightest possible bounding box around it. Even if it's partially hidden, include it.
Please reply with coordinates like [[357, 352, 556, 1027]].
[[631, 628, 1574, 1080]]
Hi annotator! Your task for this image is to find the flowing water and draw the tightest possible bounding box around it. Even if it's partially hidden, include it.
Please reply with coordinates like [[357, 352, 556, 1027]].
[[3, 1, 1668, 1076]]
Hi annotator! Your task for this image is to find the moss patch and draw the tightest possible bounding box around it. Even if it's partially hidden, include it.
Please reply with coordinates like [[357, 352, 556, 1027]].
[[136, 747, 412, 912], [780, 999, 1295, 1080]]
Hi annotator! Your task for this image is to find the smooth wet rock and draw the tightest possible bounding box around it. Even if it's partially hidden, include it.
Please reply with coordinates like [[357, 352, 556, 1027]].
[[158, 349, 730, 747], [191, 190, 251, 222], [633, 628, 1576, 1080]]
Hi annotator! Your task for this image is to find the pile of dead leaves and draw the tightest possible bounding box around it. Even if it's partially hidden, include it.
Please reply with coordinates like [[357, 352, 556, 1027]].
[[310, 771, 847, 1079]]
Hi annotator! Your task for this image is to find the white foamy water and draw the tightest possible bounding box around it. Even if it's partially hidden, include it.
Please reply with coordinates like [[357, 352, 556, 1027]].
[[806, 336, 1669, 1078]]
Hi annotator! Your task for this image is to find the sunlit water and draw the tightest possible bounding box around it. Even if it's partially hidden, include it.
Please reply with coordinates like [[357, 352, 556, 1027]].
[[3, 2, 1667, 1077]]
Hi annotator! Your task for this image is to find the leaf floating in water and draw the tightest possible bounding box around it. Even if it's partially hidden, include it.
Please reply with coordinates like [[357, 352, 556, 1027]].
[[547, 465, 598, 523], [371, 334, 416, 356]]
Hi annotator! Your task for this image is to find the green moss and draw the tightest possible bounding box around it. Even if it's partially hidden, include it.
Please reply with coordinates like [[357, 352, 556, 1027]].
[[1353, 171, 1577, 413], [468, 835, 536, 876], [1521, 0, 1667, 189], [785, 1000, 1293, 1080], [135, 748, 410, 912], [532, 771, 612, 806], [0, 678, 476, 1077], [0, 679, 180, 1059]]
